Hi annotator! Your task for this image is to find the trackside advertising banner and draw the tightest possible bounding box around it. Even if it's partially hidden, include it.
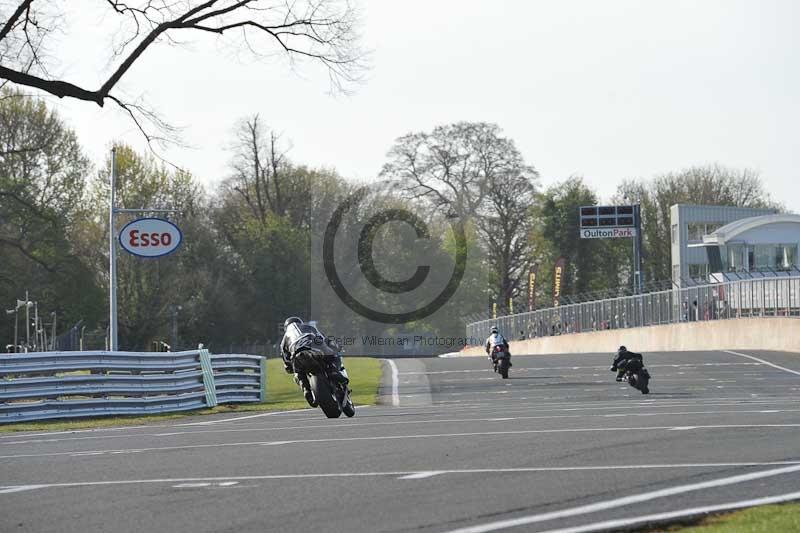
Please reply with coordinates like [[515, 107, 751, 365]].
[[528, 264, 538, 311], [552, 257, 565, 307]]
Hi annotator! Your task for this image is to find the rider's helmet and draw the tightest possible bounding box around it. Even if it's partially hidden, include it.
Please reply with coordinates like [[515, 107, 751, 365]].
[[618, 345, 628, 354], [490, 326, 499, 334], [284, 316, 303, 330]]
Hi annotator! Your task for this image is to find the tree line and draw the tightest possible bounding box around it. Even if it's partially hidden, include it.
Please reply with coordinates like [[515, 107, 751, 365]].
[[0, 90, 778, 351]]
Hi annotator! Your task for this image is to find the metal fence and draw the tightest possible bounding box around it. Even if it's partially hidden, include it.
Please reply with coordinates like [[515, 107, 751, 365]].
[[0, 349, 267, 424], [466, 276, 800, 344]]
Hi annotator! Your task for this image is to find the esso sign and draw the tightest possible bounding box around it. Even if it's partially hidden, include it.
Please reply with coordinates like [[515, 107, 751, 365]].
[[119, 218, 183, 258]]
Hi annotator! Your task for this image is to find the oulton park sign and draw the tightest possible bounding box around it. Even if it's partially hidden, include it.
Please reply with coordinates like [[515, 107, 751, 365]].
[[580, 227, 637, 239]]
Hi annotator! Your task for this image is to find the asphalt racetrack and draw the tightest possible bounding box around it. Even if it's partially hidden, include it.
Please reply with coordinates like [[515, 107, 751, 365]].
[[2, 350, 800, 532]]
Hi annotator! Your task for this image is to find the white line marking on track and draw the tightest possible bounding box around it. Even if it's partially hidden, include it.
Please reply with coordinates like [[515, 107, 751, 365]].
[[0, 485, 44, 494], [402, 362, 762, 376], [398, 471, 444, 480], [3, 462, 800, 495], [69, 451, 106, 457], [443, 463, 800, 533], [3, 424, 800, 460], [725, 350, 800, 377], [385, 359, 400, 406], [173, 483, 211, 488], [5, 407, 797, 446], [193, 409, 318, 425], [538, 490, 800, 533]]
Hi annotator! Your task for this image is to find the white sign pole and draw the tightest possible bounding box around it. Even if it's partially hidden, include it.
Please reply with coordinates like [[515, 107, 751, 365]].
[[109, 148, 119, 351]]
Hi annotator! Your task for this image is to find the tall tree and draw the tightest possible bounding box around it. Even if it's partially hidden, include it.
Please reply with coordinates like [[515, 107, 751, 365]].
[[213, 119, 353, 346], [381, 121, 539, 303], [478, 169, 539, 302], [531, 177, 629, 303], [0, 1, 366, 143], [0, 89, 102, 334]]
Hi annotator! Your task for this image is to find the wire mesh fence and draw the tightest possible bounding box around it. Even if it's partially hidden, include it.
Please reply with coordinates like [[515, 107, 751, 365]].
[[466, 276, 800, 344]]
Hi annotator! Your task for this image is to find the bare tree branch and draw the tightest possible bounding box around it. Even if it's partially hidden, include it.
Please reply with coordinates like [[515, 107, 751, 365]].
[[0, 235, 56, 271], [0, 0, 33, 42], [0, 1, 366, 144]]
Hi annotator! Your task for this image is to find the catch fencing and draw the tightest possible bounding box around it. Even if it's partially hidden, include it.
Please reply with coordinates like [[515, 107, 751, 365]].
[[467, 275, 800, 344], [0, 349, 266, 423]]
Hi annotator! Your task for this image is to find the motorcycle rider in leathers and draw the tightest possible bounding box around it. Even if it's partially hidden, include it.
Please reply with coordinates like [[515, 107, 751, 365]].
[[485, 326, 512, 367], [610, 346, 644, 382], [280, 317, 348, 406]]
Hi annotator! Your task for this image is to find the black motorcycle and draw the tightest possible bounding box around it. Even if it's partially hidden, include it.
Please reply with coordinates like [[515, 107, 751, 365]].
[[292, 347, 355, 418], [613, 358, 651, 395], [491, 344, 511, 379]]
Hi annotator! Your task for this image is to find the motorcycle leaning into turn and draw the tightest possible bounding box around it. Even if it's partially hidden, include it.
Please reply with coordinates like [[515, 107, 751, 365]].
[[290, 335, 355, 419], [610, 349, 651, 395]]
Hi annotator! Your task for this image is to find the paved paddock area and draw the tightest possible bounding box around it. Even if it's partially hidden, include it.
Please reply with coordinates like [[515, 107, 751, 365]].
[[1, 350, 799, 532]]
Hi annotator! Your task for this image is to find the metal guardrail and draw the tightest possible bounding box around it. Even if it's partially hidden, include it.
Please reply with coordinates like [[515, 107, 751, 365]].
[[210, 354, 266, 404], [467, 276, 800, 344], [0, 349, 267, 424]]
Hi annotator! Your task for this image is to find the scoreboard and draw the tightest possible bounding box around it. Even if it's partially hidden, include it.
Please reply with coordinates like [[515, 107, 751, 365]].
[[579, 205, 636, 228]]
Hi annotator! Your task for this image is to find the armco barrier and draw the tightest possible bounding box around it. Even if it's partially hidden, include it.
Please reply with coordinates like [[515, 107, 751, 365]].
[[0, 349, 267, 424], [210, 354, 266, 404]]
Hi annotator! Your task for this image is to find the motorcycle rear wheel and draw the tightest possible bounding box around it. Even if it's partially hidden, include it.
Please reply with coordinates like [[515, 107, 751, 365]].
[[309, 374, 341, 418], [500, 359, 510, 379]]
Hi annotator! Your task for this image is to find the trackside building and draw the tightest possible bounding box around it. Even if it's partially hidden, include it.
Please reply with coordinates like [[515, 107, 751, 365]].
[[691, 214, 800, 280], [670, 204, 778, 285]]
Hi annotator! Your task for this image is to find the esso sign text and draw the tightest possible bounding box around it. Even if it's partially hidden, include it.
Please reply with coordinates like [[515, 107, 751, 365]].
[[119, 218, 183, 258]]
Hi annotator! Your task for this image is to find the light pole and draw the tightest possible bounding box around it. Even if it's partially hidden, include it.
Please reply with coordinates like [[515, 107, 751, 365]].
[[109, 147, 118, 351], [50, 311, 57, 351], [623, 196, 644, 295], [24, 293, 32, 352], [170, 304, 182, 351], [33, 301, 40, 351], [5, 308, 16, 353], [633, 203, 643, 294]]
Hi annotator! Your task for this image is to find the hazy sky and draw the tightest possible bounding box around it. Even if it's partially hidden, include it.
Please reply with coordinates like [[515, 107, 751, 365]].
[[46, 0, 799, 211]]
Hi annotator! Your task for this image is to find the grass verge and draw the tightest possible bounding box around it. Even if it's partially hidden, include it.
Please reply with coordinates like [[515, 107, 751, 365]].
[[0, 357, 383, 433], [644, 502, 800, 532]]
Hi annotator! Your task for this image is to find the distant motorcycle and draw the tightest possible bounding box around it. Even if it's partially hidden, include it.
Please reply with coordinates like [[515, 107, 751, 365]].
[[491, 344, 511, 379], [292, 344, 355, 418]]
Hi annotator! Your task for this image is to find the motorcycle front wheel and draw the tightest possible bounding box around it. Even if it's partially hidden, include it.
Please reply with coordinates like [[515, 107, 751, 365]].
[[309, 374, 341, 418], [342, 395, 356, 417]]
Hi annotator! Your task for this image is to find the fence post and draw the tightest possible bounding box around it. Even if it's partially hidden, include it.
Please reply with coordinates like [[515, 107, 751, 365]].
[[260, 357, 268, 403], [199, 348, 218, 408]]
